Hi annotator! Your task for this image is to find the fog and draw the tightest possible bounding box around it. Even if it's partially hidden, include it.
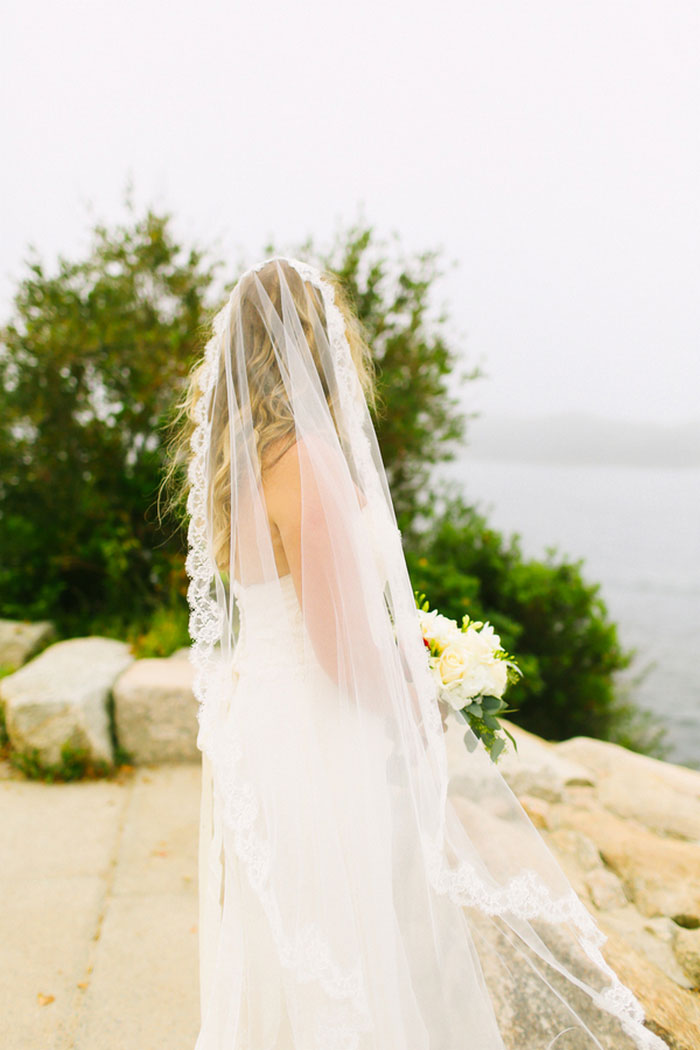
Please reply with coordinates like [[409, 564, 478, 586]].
[[2, 0, 698, 425]]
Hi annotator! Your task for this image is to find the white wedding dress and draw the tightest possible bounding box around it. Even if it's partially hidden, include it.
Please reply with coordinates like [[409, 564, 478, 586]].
[[187, 256, 669, 1050], [194, 501, 666, 1050], [196, 506, 510, 1049]]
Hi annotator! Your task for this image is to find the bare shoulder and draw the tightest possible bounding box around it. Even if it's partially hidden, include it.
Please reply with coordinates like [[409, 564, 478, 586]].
[[260, 436, 303, 528], [262, 432, 364, 527]]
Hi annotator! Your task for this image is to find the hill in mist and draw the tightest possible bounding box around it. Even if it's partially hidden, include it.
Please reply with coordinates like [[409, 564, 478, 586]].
[[463, 413, 700, 467]]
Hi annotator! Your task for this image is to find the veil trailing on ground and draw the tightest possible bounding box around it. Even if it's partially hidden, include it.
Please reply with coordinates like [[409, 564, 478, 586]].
[[185, 256, 669, 1049]]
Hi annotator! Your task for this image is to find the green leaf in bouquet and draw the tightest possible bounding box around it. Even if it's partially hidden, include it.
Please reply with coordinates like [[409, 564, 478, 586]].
[[489, 736, 506, 762], [464, 702, 482, 718], [481, 695, 502, 712], [501, 723, 519, 755], [463, 729, 479, 752], [482, 713, 501, 731]]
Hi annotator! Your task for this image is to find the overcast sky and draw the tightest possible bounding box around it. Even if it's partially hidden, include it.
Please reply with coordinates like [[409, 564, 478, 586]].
[[2, 0, 698, 424]]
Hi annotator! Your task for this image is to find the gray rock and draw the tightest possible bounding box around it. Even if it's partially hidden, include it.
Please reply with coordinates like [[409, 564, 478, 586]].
[[0, 618, 55, 671], [0, 637, 133, 766], [466, 905, 642, 1049], [113, 658, 199, 764]]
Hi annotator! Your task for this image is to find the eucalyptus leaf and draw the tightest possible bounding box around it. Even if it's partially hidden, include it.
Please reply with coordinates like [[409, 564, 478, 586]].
[[463, 730, 478, 752], [490, 736, 506, 761]]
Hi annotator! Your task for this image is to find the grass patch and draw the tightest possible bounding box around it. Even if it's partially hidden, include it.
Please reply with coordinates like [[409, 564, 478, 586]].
[[8, 740, 134, 783]]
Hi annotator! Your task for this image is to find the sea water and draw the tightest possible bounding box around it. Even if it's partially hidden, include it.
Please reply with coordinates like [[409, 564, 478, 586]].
[[436, 459, 700, 769]]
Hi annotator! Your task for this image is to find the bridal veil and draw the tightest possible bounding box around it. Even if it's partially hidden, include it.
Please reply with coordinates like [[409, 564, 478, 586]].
[[184, 256, 669, 1049]]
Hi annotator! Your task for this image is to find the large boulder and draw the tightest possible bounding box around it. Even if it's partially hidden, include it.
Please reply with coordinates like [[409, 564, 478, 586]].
[[0, 618, 55, 671], [113, 657, 198, 764], [443, 717, 595, 804], [553, 736, 700, 842], [672, 926, 700, 988], [0, 637, 133, 766], [553, 736, 700, 804], [545, 800, 700, 925], [592, 921, 700, 1050]]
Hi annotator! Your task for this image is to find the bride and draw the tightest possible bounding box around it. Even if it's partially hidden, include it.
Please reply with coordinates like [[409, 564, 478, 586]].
[[172, 256, 669, 1049]]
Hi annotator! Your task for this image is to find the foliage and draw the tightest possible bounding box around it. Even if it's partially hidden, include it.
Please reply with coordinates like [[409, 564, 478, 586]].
[[0, 199, 217, 635], [124, 596, 190, 658], [1, 205, 477, 634], [8, 741, 133, 783], [0, 697, 9, 752], [0, 202, 667, 758], [405, 488, 670, 757]]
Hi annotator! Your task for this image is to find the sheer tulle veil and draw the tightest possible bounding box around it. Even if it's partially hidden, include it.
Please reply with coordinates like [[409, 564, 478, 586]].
[[185, 255, 669, 1049]]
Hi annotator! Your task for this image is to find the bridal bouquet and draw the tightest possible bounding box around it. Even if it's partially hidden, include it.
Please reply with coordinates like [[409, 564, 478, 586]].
[[416, 593, 522, 763]]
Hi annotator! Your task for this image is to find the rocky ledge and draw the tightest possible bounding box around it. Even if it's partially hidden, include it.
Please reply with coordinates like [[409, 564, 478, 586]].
[[443, 717, 700, 1050], [1, 619, 698, 1046]]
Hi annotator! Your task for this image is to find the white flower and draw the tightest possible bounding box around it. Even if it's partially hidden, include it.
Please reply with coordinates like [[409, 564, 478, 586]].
[[427, 622, 508, 710], [419, 608, 460, 651], [437, 643, 468, 685]]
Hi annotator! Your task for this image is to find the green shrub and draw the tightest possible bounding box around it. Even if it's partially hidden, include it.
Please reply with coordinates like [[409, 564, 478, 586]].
[[124, 595, 190, 658], [405, 491, 669, 758], [9, 741, 111, 783]]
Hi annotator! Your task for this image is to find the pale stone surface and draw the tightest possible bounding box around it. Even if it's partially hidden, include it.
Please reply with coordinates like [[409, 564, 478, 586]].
[[112, 764, 200, 896], [0, 775, 128, 880], [0, 761, 201, 1050], [0, 617, 55, 671], [4, 710, 700, 1047], [0, 875, 106, 1050], [516, 792, 552, 829], [597, 768, 700, 842], [169, 646, 191, 660], [585, 867, 629, 910], [73, 893, 199, 1050], [547, 827, 603, 872], [598, 908, 693, 989], [0, 637, 133, 767], [480, 718, 596, 803], [554, 734, 700, 839], [113, 658, 199, 763], [594, 921, 700, 1049], [547, 801, 700, 922], [554, 735, 700, 802], [672, 926, 700, 988]]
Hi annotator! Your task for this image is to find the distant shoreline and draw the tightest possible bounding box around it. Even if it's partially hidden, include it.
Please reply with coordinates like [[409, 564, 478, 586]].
[[457, 413, 700, 469]]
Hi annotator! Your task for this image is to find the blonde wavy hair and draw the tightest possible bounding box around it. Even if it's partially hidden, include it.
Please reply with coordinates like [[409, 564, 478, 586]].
[[158, 259, 379, 572]]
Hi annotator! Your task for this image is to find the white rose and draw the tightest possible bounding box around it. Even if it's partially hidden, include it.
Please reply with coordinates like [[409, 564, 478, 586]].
[[419, 608, 460, 651], [437, 643, 468, 685], [441, 627, 509, 701]]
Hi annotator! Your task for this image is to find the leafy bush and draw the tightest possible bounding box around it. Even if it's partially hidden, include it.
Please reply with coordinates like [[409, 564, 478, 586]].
[[0, 207, 476, 636], [124, 596, 190, 658], [405, 489, 669, 757], [0, 203, 216, 636], [0, 201, 665, 757]]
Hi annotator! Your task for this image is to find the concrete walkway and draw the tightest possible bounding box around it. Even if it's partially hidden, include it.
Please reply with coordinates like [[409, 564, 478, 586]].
[[0, 759, 202, 1050]]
